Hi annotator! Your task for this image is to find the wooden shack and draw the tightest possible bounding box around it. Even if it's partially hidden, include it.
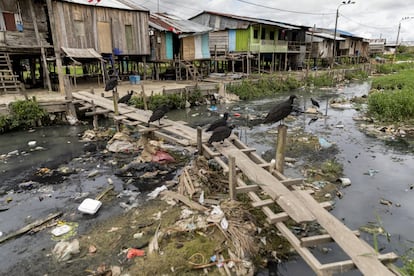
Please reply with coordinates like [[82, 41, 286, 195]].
[[0, 0, 52, 93], [46, 0, 150, 90], [190, 11, 308, 73], [149, 13, 211, 81]]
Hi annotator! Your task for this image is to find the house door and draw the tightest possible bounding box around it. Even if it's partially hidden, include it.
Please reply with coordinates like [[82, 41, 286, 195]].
[[165, 32, 173, 59]]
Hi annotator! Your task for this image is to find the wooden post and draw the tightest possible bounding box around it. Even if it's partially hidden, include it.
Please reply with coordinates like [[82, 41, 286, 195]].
[[29, 0, 51, 91], [275, 124, 287, 174], [91, 101, 98, 130], [228, 155, 236, 200], [46, 0, 65, 95], [113, 88, 119, 116], [197, 127, 202, 155], [141, 83, 148, 110]]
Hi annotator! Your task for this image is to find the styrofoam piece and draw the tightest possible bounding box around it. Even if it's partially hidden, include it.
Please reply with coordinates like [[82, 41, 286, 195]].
[[51, 225, 71, 236], [78, 198, 102, 214]]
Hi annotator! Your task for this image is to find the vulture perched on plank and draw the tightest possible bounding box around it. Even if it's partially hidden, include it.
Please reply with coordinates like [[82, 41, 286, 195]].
[[118, 90, 134, 104], [208, 124, 235, 145], [263, 95, 297, 125], [148, 104, 169, 127], [206, 112, 229, 132]]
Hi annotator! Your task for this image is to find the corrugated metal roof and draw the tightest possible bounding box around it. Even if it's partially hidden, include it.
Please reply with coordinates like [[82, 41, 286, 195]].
[[191, 11, 300, 30], [58, 0, 148, 11], [306, 32, 345, 41], [150, 13, 211, 34]]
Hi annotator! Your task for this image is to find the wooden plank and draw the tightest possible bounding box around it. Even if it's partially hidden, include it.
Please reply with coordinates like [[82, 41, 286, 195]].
[[85, 109, 110, 116], [215, 142, 315, 223], [240, 148, 256, 153], [318, 253, 399, 275], [202, 144, 221, 157], [276, 222, 323, 273], [293, 190, 395, 276], [235, 184, 259, 194], [281, 178, 304, 187], [251, 198, 274, 208], [301, 230, 360, 247]]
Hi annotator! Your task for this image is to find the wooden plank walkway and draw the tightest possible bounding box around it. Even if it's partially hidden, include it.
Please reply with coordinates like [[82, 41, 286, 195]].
[[72, 91, 207, 146], [70, 91, 399, 276]]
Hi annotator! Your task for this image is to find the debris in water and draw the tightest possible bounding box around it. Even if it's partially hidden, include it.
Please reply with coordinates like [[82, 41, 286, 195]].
[[364, 169, 380, 176]]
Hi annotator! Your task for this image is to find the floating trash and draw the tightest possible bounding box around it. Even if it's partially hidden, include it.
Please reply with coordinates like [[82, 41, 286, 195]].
[[364, 169, 380, 176], [336, 178, 351, 187], [318, 137, 332, 149]]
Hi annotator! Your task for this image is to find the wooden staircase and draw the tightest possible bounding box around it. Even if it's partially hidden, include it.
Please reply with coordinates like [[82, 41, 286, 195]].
[[0, 53, 20, 94], [174, 56, 201, 81]]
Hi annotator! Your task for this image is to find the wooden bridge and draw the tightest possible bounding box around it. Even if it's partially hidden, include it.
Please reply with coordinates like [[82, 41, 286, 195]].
[[72, 91, 399, 276]]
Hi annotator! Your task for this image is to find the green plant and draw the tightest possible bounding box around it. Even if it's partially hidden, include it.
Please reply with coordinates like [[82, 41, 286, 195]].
[[8, 100, 47, 129], [0, 114, 10, 133]]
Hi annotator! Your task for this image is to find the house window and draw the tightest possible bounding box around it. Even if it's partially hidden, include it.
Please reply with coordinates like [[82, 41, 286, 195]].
[[125, 25, 133, 51], [253, 29, 259, 39], [3, 12, 16, 31], [261, 28, 266, 39], [74, 20, 85, 37], [269, 31, 275, 40]]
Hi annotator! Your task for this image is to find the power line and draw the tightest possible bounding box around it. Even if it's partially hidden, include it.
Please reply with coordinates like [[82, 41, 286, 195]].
[[235, 0, 335, 16], [340, 13, 395, 30]]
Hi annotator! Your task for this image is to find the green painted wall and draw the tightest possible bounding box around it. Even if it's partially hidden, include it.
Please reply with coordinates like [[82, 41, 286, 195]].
[[235, 29, 249, 51]]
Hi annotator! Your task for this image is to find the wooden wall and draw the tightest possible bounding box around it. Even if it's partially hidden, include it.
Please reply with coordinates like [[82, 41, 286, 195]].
[[0, 0, 51, 52], [51, 1, 150, 55]]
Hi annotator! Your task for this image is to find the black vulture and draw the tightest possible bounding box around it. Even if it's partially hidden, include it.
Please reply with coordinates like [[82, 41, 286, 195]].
[[148, 104, 169, 127], [311, 98, 320, 108], [208, 124, 235, 144], [206, 112, 229, 132], [118, 90, 134, 104], [105, 76, 118, 91], [263, 95, 297, 125]]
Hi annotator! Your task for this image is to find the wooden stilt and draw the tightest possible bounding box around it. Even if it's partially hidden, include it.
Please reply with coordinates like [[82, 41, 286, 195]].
[[275, 124, 287, 174], [228, 155, 236, 200], [113, 88, 119, 116], [197, 127, 202, 155]]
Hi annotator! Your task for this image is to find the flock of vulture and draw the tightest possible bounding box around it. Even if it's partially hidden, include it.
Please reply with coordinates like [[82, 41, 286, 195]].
[[103, 74, 321, 146]]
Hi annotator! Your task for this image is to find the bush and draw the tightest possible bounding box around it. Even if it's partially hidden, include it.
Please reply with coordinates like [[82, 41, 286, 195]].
[[227, 76, 302, 100], [8, 100, 47, 129], [367, 89, 414, 122], [129, 89, 204, 110]]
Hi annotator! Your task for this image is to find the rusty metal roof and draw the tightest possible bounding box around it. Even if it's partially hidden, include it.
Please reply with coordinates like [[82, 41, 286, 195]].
[[58, 0, 148, 11], [150, 13, 211, 34], [190, 10, 300, 30]]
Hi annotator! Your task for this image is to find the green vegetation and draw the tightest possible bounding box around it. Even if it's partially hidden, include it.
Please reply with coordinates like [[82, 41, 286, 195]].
[[306, 74, 335, 87], [129, 88, 204, 110], [368, 69, 414, 122], [0, 100, 47, 133], [375, 62, 414, 74], [399, 248, 414, 276], [227, 76, 302, 100], [344, 69, 369, 80]]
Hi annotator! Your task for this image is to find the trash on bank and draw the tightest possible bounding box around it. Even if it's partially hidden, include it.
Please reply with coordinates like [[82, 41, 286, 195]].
[[318, 137, 332, 149], [51, 224, 71, 237], [52, 239, 80, 262], [78, 198, 102, 215], [152, 150, 175, 164], [147, 185, 168, 200], [336, 178, 352, 187], [127, 248, 145, 259]]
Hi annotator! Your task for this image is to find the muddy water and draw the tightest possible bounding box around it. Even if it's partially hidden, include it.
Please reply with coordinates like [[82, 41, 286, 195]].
[[168, 81, 414, 275], [1, 81, 413, 275]]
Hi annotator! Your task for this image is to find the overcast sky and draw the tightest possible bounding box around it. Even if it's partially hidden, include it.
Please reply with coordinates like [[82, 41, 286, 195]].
[[132, 0, 414, 43]]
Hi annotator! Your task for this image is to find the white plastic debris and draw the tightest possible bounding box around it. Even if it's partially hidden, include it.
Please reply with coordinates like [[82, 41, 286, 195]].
[[147, 185, 167, 200], [198, 190, 205, 204], [51, 225, 72, 237], [220, 217, 229, 230], [52, 239, 80, 262], [28, 141, 37, 147], [337, 177, 352, 187], [78, 198, 102, 215]]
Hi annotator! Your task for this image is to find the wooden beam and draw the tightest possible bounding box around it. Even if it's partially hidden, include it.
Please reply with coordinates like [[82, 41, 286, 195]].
[[293, 190, 395, 275], [235, 184, 259, 194], [240, 148, 256, 153], [281, 178, 304, 187], [228, 155, 236, 200], [301, 231, 360, 247], [251, 198, 274, 208]]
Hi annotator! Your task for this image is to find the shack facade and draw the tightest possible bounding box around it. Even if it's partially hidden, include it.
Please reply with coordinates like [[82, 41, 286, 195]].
[[190, 11, 307, 73], [149, 13, 211, 81]]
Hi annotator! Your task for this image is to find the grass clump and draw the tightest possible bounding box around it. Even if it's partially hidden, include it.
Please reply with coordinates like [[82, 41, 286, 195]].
[[0, 100, 47, 133], [367, 89, 414, 122], [227, 76, 301, 100]]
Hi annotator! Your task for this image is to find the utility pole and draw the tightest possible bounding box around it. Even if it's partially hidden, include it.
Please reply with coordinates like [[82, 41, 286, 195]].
[[331, 1, 355, 69]]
